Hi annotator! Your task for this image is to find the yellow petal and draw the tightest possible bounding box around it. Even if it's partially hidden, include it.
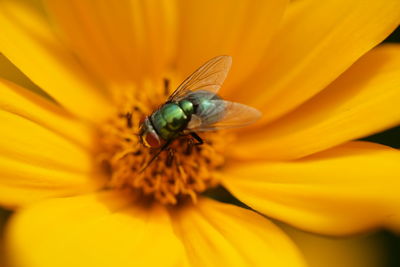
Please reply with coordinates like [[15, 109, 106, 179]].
[[232, 0, 400, 123], [43, 0, 177, 84], [0, 109, 92, 172], [0, 53, 42, 94], [283, 225, 387, 267], [0, 79, 102, 207], [0, 0, 112, 121], [221, 141, 400, 235], [233, 44, 400, 160], [0, 78, 93, 149], [170, 197, 305, 267], [176, 0, 287, 90], [0, 156, 103, 209], [7, 191, 187, 267], [0, 104, 103, 207]]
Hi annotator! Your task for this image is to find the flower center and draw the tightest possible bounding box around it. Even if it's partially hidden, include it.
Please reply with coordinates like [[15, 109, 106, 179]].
[[97, 83, 232, 205]]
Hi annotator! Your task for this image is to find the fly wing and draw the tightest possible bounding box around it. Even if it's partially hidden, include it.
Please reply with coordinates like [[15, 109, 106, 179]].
[[168, 55, 232, 102], [187, 100, 261, 132]]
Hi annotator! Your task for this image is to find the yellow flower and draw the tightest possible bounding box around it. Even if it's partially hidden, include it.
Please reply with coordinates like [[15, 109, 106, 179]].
[[0, 0, 399, 266]]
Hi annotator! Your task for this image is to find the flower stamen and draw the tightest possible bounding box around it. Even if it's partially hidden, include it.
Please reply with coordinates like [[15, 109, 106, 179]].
[[98, 88, 231, 205]]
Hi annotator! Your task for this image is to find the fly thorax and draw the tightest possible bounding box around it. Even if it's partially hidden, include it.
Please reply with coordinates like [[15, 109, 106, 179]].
[[178, 99, 194, 116]]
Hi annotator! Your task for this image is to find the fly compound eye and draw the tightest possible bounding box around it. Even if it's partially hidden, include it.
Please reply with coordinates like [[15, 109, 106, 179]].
[[143, 131, 162, 148]]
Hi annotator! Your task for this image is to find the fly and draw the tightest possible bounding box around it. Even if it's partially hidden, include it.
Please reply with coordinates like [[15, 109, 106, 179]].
[[138, 55, 261, 171]]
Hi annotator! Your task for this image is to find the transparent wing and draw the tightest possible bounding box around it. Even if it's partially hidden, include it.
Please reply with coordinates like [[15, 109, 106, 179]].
[[168, 55, 232, 102], [187, 100, 261, 132]]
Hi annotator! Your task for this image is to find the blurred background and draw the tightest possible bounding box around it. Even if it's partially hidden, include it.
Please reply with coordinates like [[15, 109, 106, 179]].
[[0, 24, 398, 267]]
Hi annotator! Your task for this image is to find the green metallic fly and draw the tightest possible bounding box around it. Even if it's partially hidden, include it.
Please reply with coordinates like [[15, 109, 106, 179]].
[[139, 55, 261, 171]]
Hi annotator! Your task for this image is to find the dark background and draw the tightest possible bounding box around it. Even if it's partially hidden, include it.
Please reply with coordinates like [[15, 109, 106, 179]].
[[0, 26, 399, 267]]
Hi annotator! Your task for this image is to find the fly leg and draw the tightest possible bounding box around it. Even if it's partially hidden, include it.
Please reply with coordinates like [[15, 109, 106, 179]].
[[190, 132, 203, 145], [163, 78, 170, 97], [139, 140, 172, 173]]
